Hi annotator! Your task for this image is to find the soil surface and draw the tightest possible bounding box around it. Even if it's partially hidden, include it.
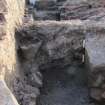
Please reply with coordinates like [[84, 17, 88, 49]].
[[37, 64, 97, 105]]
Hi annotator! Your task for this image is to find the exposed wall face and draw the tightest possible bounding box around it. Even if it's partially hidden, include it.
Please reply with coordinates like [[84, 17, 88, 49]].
[[60, 0, 105, 20], [16, 20, 105, 103], [0, 0, 25, 105], [0, 0, 25, 90], [17, 21, 84, 70]]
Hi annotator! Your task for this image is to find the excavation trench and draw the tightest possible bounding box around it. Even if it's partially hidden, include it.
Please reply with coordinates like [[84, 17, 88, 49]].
[[14, 21, 102, 105], [2, 0, 105, 105]]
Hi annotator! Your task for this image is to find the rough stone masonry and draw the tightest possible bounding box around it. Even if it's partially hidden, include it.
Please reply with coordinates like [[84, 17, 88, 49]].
[[0, 0, 25, 105]]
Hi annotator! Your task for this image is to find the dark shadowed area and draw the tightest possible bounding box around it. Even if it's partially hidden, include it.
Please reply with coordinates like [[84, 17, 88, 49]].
[[37, 64, 97, 105]]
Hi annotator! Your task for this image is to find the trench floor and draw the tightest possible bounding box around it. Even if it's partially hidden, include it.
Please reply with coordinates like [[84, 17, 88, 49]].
[[37, 64, 97, 105]]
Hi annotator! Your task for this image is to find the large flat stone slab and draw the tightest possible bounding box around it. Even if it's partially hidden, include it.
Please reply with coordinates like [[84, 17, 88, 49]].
[[85, 36, 105, 72], [0, 79, 19, 105], [85, 34, 105, 100]]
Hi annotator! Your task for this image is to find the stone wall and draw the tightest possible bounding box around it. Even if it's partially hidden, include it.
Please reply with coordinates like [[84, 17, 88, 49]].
[[0, 0, 25, 105], [0, 0, 25, 89], [60, 0, 105, 20], [1, 0, 24, 88]]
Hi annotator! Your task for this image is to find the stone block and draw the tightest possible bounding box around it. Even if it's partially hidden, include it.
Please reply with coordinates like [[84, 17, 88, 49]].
[[85, 34, 105, 100], [0, 79, 19, 105]]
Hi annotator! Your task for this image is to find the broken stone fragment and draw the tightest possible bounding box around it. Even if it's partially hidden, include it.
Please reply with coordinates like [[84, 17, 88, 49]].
[[90, 88, 102, 101], [20, 41, 42, 60], [28, 73, 43, 87], [0, 79, 19, 105], [101, 91, 105, 99], [33, 10, 59, 20], [92, 74, 104, 88], [35, 0, 57, 10]]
